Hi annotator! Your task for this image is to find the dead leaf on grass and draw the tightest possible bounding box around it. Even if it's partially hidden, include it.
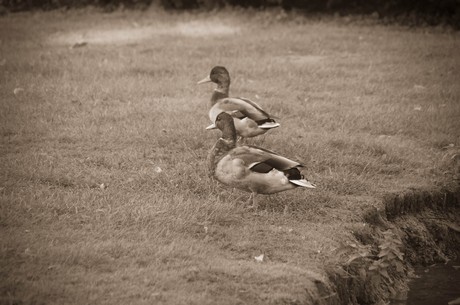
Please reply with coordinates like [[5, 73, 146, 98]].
[[13, 87, 24, 95], [413, 84, 426, 91], [254, 254, 264, 262], [71, 41, 88, 49]]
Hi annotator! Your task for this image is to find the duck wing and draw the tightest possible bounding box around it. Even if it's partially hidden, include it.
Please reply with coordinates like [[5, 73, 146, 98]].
[[231, 146, 303, 172], [245, 146, 316, 188], [216, 97, 277, 121], [228, 146, 316, 189]]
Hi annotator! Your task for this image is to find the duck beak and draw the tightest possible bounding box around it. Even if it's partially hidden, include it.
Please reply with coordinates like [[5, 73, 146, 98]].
[[197, 75, 212, 85], [205, 123, 216, 130]]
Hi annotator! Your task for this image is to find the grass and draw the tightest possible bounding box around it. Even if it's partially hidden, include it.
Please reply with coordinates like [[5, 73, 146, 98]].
[[1, 7, 459, 305]]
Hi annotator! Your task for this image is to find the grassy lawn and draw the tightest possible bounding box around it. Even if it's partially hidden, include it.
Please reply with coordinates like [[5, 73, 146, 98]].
[[1, 8, 459, 305]]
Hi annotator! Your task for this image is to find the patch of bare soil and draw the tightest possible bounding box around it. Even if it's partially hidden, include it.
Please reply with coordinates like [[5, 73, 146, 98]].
[[49, 20, 240, 46], [274, 55, 326, 65]]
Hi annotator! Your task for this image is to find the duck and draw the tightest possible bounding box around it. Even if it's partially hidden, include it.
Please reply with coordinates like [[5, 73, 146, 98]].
[[208, 112, 315, 209], [198, 66, 280, 139]]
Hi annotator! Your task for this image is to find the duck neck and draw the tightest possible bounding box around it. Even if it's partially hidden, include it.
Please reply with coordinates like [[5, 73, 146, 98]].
[[218, 136, 236, 150], [208, 137, 236, 177], [210, 85, 229, 106], [220, 120, 237, 146]]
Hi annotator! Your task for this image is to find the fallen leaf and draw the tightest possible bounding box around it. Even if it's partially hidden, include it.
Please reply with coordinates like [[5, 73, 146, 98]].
[[71, 42, 88, 49], [254, 254, 264, 262], [99, 183, 106, 190], [154, 166, 162, 173], [13, 87, 24, 95]]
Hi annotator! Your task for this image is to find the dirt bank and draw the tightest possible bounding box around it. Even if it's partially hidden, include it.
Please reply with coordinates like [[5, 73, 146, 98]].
[[321, 187, 460, 305]]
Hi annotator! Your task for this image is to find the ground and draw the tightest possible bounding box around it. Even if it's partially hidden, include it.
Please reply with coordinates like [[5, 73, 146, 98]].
[[0, 8, 459, 305]]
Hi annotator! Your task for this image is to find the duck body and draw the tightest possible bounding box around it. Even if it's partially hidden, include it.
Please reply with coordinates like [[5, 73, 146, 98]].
[[209, 97, 280, 138], [208, 112, 315, 207], [199, 66, 280, 138], [212, 144, 310, 194]]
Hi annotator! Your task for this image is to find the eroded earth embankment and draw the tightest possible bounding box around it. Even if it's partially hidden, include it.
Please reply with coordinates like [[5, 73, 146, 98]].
[[320, 187, 460, 305]]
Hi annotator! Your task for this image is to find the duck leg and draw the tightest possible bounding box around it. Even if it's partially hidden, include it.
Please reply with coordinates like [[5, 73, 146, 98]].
[[246, 193, 253, 205], [247, 192, 258, 210], [237, 136, 247, 144], [252, 192, 258, 210], [234, 192, 248, 206]]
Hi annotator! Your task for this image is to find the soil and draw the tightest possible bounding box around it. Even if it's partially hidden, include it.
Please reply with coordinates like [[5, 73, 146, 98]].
[[327, 187, 460, 305]]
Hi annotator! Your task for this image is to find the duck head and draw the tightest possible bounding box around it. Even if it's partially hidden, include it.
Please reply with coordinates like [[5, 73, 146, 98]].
[[197, 66, 231, 88], [215, 112, 237, 143]]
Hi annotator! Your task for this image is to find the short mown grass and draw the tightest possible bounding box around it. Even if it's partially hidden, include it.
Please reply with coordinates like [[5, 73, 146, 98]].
[[1, 8, 459, 305]]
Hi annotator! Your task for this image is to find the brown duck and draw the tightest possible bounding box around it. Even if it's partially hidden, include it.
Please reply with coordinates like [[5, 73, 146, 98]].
[[208, 112, 315, 208], [198, 66, 280, 139]]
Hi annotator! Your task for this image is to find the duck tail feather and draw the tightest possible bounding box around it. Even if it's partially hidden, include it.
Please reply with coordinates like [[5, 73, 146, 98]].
[[290, 179, 316, 188], [259, 122, 280, 129]]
